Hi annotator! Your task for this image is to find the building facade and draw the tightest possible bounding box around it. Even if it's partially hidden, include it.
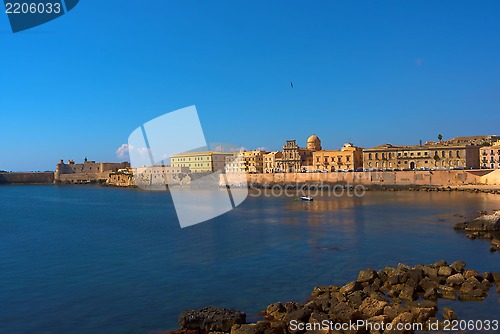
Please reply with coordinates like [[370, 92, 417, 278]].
[[313, 143, 363, 171], [170, 151, 234, 173], [55, 159, 130, 182], [263, 151, 283, 173], [225, 150, 265, 174], [363, 143, 480, 170], [480, 141, 500, 169], [276, 135, 322, 173]]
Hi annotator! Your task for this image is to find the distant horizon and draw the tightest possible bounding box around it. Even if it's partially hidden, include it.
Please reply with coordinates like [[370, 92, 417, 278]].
[[2, 132, 498, 173]]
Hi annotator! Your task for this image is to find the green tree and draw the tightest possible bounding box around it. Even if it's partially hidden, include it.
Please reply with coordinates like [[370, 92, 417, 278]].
[[438, 134, 443, 142]]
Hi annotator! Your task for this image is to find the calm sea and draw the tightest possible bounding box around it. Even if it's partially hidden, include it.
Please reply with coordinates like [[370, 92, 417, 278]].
[[0, 185, 499, 333]]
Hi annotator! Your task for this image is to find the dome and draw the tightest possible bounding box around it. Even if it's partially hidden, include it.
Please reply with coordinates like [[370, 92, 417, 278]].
[[307, 134, 319, 143], [306, 134, 322, 151]]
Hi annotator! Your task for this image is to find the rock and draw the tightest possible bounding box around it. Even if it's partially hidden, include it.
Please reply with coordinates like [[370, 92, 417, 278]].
[[408, 268, 424, 282], [419, 277, 438, 291], [422, 266, 438, 279], [492, 272, 500, 283], [358, 297, 387, 318], [480, 279, 492, 291], [308, 311, 329, 325], [454, 212, 500, 231], [178, 307, 246, 332], [464, 270, 480, 279], [432, 260, 448, 267], [446, 273, 465, 287], [265, 302, 286, 320], [442, 307, 457, 321], [458, 288, 487, 301], [482, 272, 494, 282], [423, 287, 438, 300], [437, 285, 456, 300], [399, 284, 416, 301], [284, 306, 312, 324], [462, 276, 481, 290], [284, 302, 302, 313], [347, 290, 365, 309], [357, 268, 378, 283], [339, 281, 360, 296], [231, 321, 273, 334], [411, 306, 437, 323], [328, 302, 361, 323], [311, 286, 329, 299], [438, 266, 454, 277], [386, 312, 413, 334], [491, 239, 500, 252], [449, 260, 466, 273]]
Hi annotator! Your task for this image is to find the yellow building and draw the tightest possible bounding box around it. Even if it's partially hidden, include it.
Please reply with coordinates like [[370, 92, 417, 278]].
[[313, 143, 363, 172], [170, 151, 234, 173], [363, 143, 480, 170], [225, 150, 265, 174], [264, 151, 283, 173], [277, 134, 322, 173]]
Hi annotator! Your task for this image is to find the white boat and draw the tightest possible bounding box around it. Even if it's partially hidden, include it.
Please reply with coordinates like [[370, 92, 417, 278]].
[[301, 196, 313, 201]]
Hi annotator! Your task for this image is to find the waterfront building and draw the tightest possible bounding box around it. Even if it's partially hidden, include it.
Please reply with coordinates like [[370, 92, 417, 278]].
[[263, 151, 283, 173], [225, 150, 265, 174], [276, 135, 322, 173], [363, 142, 480, 170], [312, 143, 363, 172], [55, 159, 130, 183], [480, 141, 500, 169], [170, 151, 234, 173]]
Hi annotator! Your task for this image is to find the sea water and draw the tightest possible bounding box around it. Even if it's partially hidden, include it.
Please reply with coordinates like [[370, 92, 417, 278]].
[[0, 185, 499, 333]]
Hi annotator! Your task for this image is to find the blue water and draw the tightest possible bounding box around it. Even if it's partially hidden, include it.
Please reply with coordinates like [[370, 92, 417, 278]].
[[0, 185, 499, 333]]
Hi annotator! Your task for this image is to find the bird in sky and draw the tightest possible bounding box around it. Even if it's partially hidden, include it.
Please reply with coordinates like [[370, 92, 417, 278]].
[[290, 82, 294, 88]]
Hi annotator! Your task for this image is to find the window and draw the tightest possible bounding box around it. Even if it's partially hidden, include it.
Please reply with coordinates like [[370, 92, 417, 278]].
[[375, 153, 379, 159], [368, 153, 372, 159], [441, 151, 445, 158], [417, 152, 421, 156]]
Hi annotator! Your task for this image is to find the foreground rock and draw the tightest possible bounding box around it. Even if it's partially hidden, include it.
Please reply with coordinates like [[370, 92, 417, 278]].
[[454, 211, 500, 252], [178, 307, 246, 332], [170, 262, 500, 334], [454, 211, 500, 231]]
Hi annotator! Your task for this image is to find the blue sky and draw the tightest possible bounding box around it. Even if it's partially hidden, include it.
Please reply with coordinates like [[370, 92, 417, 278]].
[[1, 1, 499, 171]]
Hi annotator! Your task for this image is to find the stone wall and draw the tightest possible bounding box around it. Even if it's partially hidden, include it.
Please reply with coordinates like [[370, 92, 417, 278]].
[[224, 169, 500, 187], [0, 172, 54, 184]]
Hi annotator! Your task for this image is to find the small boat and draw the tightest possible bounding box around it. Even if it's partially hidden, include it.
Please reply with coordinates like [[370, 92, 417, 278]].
[[301, 196, 313, 201]]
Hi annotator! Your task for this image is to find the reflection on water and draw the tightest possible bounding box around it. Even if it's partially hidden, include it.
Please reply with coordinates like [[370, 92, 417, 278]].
[[0, 186, 499, 333]]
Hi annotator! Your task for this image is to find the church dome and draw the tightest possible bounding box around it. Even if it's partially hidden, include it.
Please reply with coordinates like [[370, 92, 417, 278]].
[[307, 134, 319, 143], [306, 134, 322, 151]]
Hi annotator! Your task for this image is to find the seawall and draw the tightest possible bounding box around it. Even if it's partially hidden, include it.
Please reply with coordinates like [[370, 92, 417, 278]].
[[224, 169, 500, 188], [0, 172, 55, 184]]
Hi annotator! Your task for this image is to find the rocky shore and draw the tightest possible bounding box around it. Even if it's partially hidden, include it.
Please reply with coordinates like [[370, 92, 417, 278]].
[[454, 211, 500, 252], [168, 261, 500, 334]]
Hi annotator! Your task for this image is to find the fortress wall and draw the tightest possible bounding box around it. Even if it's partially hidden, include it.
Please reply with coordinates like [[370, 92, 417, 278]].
[[0, 172, 54, 184], [238, 170, 488, 187]]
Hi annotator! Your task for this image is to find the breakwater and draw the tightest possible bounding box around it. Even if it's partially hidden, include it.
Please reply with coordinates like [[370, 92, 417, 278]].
[[0, 172, 54, 184]]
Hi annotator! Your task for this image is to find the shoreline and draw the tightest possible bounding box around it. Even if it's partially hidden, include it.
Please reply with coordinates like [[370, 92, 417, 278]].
[[164, 212, 500, 334], [167, 260, 500, 334]]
